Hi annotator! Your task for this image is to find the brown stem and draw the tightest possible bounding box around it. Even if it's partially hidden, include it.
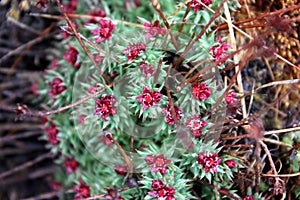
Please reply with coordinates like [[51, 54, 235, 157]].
[[0, 131, 42, 144], [0, 29, 56, 65], [112, 136, 132, 171], [178, 2, 191, 34], [21, 190, 66, 200], [165, 64, 180, 126], [174, 0, 226, 68], [130, 129, 135, 176], [7, 22, 57, 78], [55, 0, 110, 84], [42, 86, 107, 116], [0, 153, 52, 179], [221, 134, 250, 141], [216, 3, 300, 31], [259, 140, 280, 183], [151, 0, 178, 50]]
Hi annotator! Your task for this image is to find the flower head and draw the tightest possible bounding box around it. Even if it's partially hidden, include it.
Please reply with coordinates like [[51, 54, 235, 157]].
[[196, 152, 222, 175], [136, 87, 162, 110], [50, 180, 61, 191], [139, 62, 155, 78], [45, 121, 59, 145], [114, 165, 127, 176], [225, 160, 236, 168], [190, 0, 212, 12], [243, 196, 254, 200], [63, 157, 79, 174], [91, 19, 115, 42], [162, 104, 183, 126], [64, 0, 78, 14], [15, 103, 31, 120], [94, 94, 117, 121], [225, 92, 237, 105], [210, 38, 231, 62], [145, 154, 171, 174], [123, 42, 146, 61], [143, 20, 166, 40], [63, 46, 80, 68], [30, 80, 39, 97], [192, 82, 212, 101], [186, 115, 208, 138], [36, 0, 48, 9], [48, 77, 66, 97], [148, 180, 175, 200], [74, 180, 90, 200]]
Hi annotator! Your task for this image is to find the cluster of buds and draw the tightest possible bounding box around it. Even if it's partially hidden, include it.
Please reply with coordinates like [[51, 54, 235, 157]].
[[94, 94, 117, 121], [186, 115, 208, 138], [149, 180, 175, 200], [123, 42, 146, 61], [91, 19, 115, 43], [143, 20, 166, 40], [192, 82, 212, 101], [190, 0, 212, 12], [145, 154, 171, 174], [136, 87, 162, 110], [196, 152, 222, 175]]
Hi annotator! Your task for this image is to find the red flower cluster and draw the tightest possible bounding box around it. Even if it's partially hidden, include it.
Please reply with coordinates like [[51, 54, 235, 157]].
[[74, 180, 90, 200], [136, 87, 162, 110], [186, 115, 208, 138], [123, 42, 146, 61], [63, 46, 81, 68], [94, 94, 117, 121], [162, 104, 183, 126], [192, 82, 212, 101], [104, 188, 124, 200], [30, 80, 39, 97], [145, 154, 171, 174], [243, 196, 254, 200], [210, 38, 231, 62], [139, 62, 155, 78], [91, 19, 115, 43], [225, 92, 237, 105], [143, 20, 166, 40], [149, 180, 175, 200], [87, 9, 106, 24], [50, 180, 61, 191], [45, 121, 60, 145], [114, 165, 127, 176], [196, 152, 222, 175], [36, 0, 48, 9], [49, 77, 66, 97], [190, 0, 212, 12], [15, 103, 31, 120], [225, 160, 236, 168], [64, 0, 78, 14], [63, 157, 79, 174]]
